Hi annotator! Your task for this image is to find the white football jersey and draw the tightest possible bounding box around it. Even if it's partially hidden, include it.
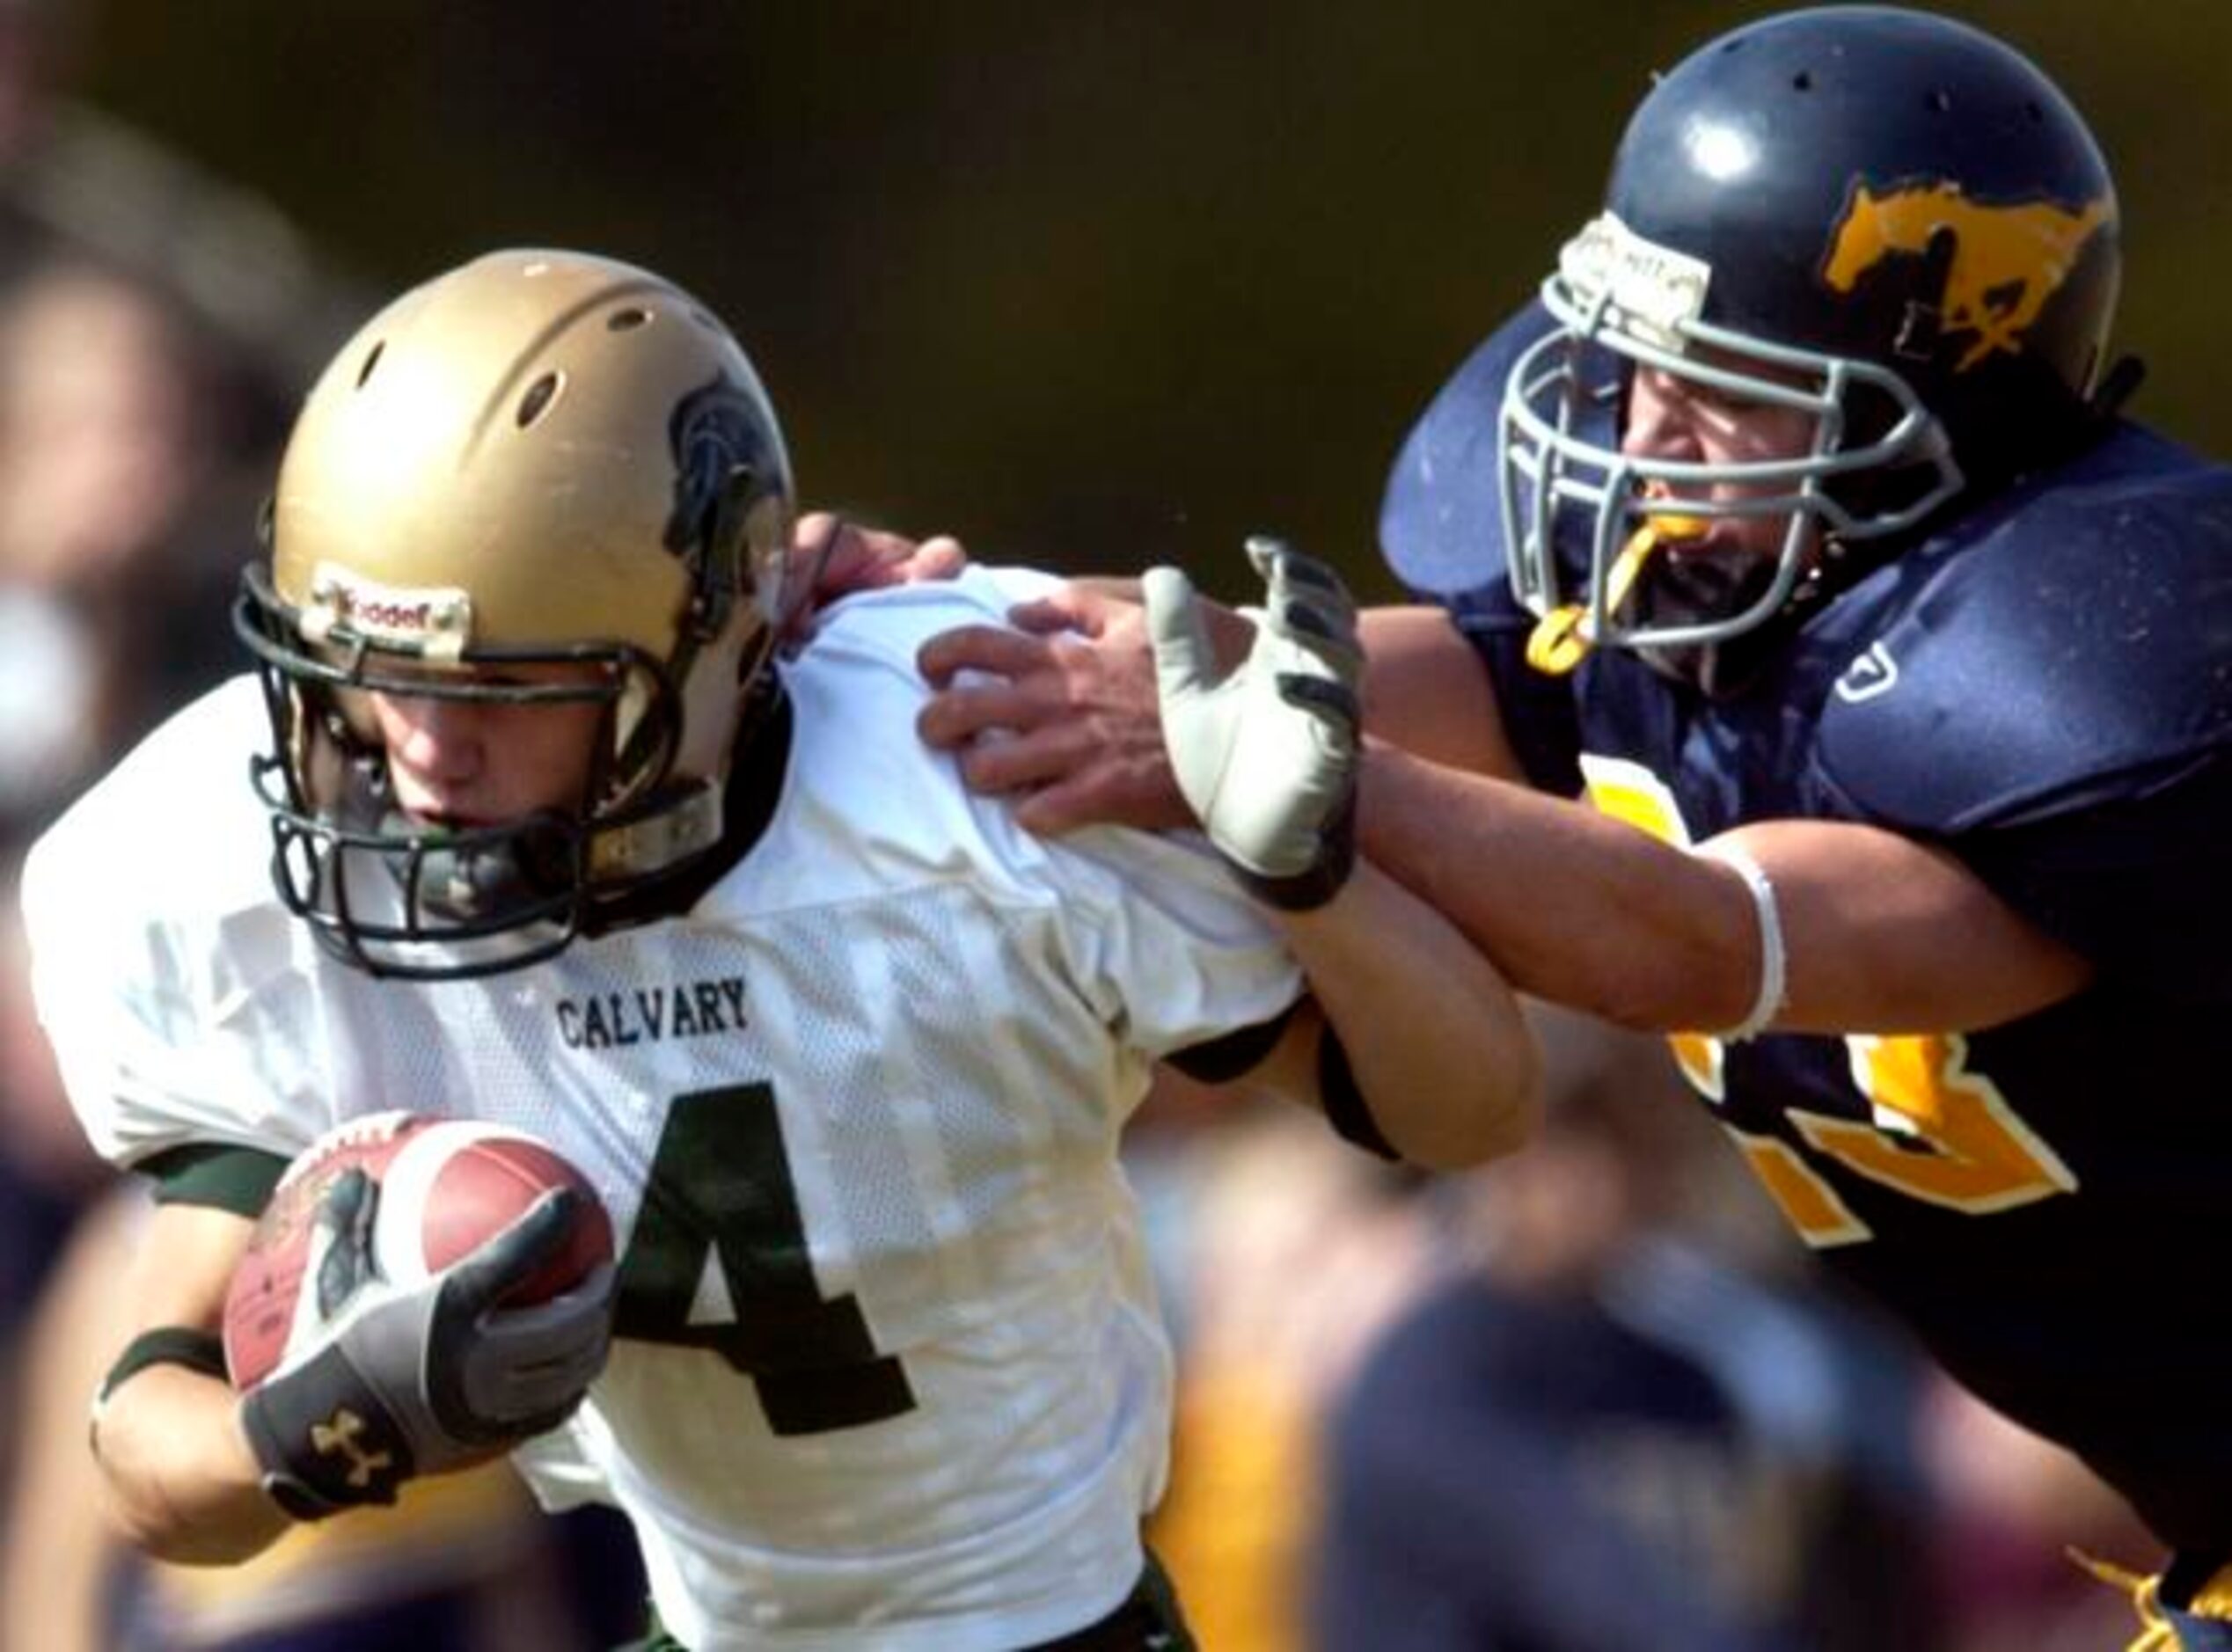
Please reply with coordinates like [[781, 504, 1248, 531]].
[[23, 567, 1304, 1652]]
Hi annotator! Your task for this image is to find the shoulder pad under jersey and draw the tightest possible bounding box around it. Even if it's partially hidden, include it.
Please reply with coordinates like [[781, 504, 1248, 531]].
[[1380, 300, 1558, 599], [1817, 427, 2232, 833], [25, 674, 278, 930], [800, 563, 1063, 672], [21, 676, 310, 1168], [708, 569, 1064, 921]]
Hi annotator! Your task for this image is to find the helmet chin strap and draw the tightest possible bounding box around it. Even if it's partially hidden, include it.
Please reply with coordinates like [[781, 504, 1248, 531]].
[[585, 783, 726, 884]]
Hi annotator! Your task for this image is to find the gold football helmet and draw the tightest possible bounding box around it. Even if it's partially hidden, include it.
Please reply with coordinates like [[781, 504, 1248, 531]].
[[235, 248, 794, 977]]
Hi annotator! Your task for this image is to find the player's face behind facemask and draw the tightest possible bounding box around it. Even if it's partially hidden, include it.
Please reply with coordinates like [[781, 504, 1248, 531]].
[[1498, 7, 2119, 692], [232, 247, 796, 981], [366, 662, 611, 829], [1614, 353, 1828, 626]]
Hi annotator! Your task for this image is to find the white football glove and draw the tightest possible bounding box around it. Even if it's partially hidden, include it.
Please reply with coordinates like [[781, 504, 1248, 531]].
[[1144, 537, 1362, 910]]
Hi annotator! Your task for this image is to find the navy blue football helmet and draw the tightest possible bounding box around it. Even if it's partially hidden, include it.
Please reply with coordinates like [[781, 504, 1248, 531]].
[[1500, 5, 2122, 663]]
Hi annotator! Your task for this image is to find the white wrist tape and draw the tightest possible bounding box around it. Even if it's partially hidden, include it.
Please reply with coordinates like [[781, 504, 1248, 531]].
[[1695, 840, 1786, 1042]]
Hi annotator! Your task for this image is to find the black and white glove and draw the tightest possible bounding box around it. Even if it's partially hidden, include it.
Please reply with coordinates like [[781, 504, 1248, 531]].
[[1145, 536, 1363, 910], [240, 1167, 615, 1520]]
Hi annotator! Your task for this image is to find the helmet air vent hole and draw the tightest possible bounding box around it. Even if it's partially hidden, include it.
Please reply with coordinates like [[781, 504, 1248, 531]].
[[1928, 89, 1953, 114], [607, 306, 651, 333], [355, 341, 384, 390], [1791, 70, 1813, 92], [2024, 99, 2045, 123], [516, 371, 563, 428]]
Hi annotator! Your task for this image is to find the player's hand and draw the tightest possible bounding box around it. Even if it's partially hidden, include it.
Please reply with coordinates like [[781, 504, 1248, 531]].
[[776, 511, 970, 645], [917, 580, 1254, 835], [238, 1167, 614, 1519], [1146, 537, 1362, 909]]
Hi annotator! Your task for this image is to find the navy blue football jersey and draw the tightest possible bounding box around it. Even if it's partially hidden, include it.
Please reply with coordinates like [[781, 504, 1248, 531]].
[[1383, 309, 2232, 1553]]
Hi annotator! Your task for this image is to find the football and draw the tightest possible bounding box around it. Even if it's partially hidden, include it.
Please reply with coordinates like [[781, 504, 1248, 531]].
[[222, 1110, 614, 1392]]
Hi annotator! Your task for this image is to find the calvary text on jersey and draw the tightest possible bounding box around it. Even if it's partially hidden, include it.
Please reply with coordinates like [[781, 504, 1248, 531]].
[[556, 976, 749, 1049]]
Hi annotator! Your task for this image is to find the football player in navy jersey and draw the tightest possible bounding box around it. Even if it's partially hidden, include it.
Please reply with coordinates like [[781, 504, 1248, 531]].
[[913, 8, 2232, 1644], [19, 247, 1540, 1652]]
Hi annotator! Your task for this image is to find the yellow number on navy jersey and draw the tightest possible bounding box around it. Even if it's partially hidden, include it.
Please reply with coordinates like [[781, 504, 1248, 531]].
[[1577, 756, 2079, 1249]]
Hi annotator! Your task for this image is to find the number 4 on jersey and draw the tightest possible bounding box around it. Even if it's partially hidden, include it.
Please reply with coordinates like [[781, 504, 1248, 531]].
[[612, 1083, 917, 1436]]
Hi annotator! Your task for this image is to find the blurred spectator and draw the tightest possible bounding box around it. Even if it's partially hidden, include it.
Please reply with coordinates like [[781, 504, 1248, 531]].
[[0, 262, 242, 1617], [1134, 1012, 2170, 1652], [0, 0, 352, 839], [1137, 1091, 1431, 1652], [0, 250, 273, 1444], [1306, 1007, 1942, 1652], [0, 0, 348, 389], [0, 855, 85, 1276], [0, 256, 239, 833], [0, 1164, 127, 1652]]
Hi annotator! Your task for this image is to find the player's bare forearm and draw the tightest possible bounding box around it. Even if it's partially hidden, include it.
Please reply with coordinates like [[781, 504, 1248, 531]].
[[91, 1200, 289, 1564], [1269, 859, 1540, 1170], [92, 1362, 289, 1564], [1356, 606, 1526, 778], [1357, 742, 2091, 1035], [1359, 742, 1766, 1032]]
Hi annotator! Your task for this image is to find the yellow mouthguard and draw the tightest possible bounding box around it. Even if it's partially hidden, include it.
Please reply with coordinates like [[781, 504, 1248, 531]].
[[1523, 506, 1710, 676]]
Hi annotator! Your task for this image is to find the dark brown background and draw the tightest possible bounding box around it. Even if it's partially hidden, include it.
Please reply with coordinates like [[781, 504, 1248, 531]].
[[67, 0, 2232, 598]]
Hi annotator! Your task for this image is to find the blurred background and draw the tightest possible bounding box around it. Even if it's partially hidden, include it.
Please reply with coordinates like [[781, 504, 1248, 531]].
[[45, 0, 2232, 594], [0, 0, 2221, 1647]]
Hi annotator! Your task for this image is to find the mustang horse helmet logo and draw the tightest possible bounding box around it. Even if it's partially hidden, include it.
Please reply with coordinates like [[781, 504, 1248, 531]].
[[1821, 182, 2113, 372]]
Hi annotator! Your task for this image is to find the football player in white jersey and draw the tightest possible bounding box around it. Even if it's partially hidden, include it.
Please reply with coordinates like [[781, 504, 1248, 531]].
[[19, 248, 1539, 1652]]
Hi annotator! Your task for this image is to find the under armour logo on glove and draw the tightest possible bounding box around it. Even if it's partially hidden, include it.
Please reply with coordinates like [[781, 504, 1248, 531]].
[[309, 1406, 397, 1493], [1145, 536, 1362, 910], [240, 1166, 615, 1521]]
